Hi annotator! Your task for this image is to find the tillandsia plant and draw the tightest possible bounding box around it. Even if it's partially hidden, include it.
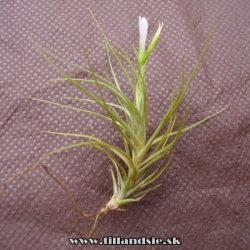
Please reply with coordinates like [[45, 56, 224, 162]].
[[1, 11, 228, 237]]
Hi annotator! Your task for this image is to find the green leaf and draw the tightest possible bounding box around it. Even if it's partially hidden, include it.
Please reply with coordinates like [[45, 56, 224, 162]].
[[29, 97, 111, 122]]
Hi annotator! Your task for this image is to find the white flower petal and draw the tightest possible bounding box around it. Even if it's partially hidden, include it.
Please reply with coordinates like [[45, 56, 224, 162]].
[[139, 16, 148, 52]]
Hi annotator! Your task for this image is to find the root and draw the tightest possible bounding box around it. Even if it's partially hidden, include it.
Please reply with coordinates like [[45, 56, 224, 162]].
[[0, 164, 124, 237], [0, 163, 95, 217], [88, 196, 117, 237], [88, 212, 101, 237], [87, 195, 126, 237]]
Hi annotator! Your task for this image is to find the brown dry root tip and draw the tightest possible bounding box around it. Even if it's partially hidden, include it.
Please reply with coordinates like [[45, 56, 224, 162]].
[[88, 195, 120, 237], [0, 164, 40, 196], [0, 163, 93, 218], [88, 212, 101, 238]]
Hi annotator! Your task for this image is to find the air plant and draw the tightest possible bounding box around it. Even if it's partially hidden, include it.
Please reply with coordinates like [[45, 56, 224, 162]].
[[0, 11, 228, 237]]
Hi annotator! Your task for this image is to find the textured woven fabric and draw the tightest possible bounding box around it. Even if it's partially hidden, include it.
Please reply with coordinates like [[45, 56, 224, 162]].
[[1, 0, 250, 249]]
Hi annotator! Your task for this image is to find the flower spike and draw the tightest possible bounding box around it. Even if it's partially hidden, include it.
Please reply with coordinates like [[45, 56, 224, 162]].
[[138, 16, 148, 63]]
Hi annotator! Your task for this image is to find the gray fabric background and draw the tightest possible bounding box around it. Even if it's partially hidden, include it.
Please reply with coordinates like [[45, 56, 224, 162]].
[[1, 0, 250, 249]]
